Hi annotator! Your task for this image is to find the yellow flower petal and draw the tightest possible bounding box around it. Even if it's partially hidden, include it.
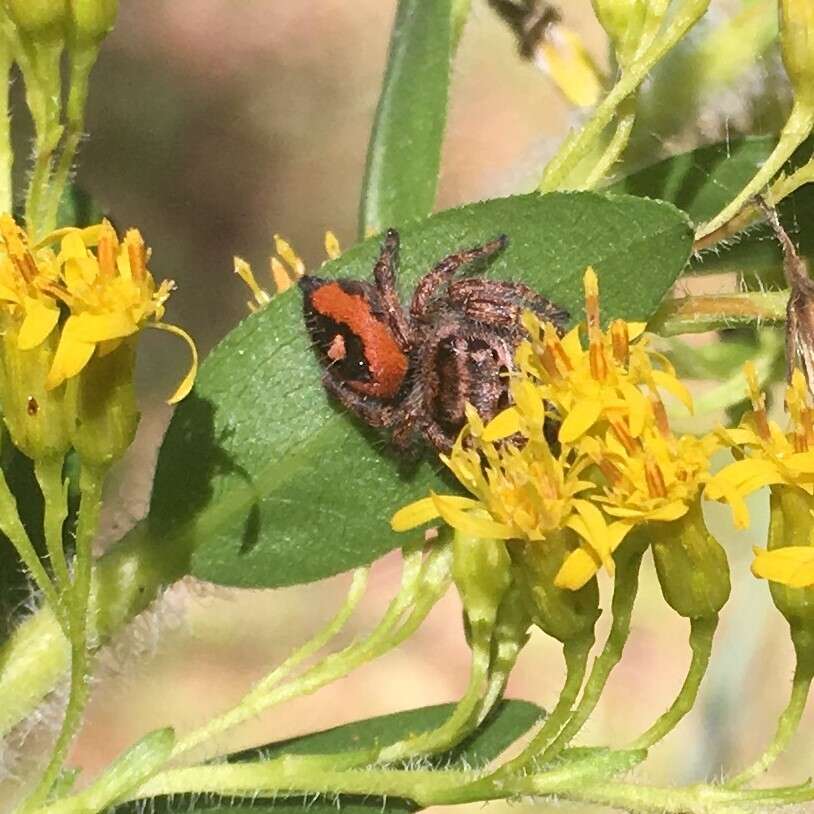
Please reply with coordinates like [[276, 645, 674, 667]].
[[17, 296, 59, 350], [483, 407, 522, 442], [391, 495, 477, 531], [148, 322, 199, 404], [752, 546, 814, 588], [71, 311, 139, 343], [431, 494, 515, 539], [559, 399, 602, 443], [46, 317, 96, 389], [651, 369, 694, 412], [554, 545, 602, 590]]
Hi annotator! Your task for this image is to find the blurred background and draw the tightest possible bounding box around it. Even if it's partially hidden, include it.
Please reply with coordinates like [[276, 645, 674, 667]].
[[1, 0, 810, 810]]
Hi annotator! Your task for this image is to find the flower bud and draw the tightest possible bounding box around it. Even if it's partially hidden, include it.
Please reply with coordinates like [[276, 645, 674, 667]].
[[68, 0, 117, 45], [651, 500, 730, 619], [762, 486, 814, 632], [0, 327, 73, 460], [779, 0, 814, 108], [511, 532, 600, 643], [452, 529, 513, 635], [69, 339, 139, 468], [5, 0, 68, 38], [591, 0, 648, 67]]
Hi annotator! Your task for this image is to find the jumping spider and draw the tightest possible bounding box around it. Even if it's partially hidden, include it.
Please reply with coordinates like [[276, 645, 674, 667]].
[[299, 228, 568, 453]]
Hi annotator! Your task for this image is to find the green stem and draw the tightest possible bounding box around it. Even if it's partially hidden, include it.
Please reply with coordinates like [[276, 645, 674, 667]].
[[376, 615, 493, 762], [20, 465, 106, 813], [0, 39, 12, 214], [34, 456, 70, 594], [20, 40, 65, 238], [583, 97, 637, 189], [41, 45, 98, 233], [535, 538, 647, 762], [648, 290, 787, 337], [538, 0, 709, 192], [0, 465, 65, 628], [629, 614, 718, 750], [697, 101, 814, 239], [0, 516, 195, 740], [491, 635, 591, 778], [727, 645, 814, 787], [170, 543, 452, 762]]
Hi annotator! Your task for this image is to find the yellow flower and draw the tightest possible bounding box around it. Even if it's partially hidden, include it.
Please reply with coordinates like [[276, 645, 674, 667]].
[[556, 419, 720, 591], [234, 231, 340, 313], [486, 268, 691, 446], [706, 364, 814, 529], [0, 216, 196, 404], [710, 365, 814, 593], [35, 221, 197, 403], [0, 214, 62, 348], [392, 399, 617, 580]]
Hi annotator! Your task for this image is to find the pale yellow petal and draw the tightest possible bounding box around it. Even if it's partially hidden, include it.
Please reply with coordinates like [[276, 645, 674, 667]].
[[651, 369, 694, 412]]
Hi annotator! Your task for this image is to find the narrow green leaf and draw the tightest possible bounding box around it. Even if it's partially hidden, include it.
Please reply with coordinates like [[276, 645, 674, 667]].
[[612, 135, 814, 280], [358, 0, 452, 238], [114, 700, 543, 814], [144, 191, 692, 589]]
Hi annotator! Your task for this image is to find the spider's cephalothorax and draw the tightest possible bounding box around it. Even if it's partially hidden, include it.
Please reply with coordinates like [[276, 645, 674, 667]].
[[299, 228, 568, 453]]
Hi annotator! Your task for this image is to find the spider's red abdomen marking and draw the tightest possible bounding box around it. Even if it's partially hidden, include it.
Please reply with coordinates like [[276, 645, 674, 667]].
[[311, 281, 408, 399]]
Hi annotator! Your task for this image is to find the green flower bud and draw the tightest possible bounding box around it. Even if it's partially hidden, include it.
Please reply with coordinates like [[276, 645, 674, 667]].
[[511, 531, 600, 644], [69, 339, 139, 468], [766, 486, 814, 631], [591, 0, 667, 68], [779, 0, 814, 107], [0, 327, 73, 460], [68, 0, 117, 45], [452, 530, 512, 635], [651, 500, 730, 619], [4, 0, 68, 37]]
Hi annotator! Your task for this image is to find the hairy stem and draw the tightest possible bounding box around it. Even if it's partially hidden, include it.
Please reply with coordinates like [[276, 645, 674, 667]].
[[20, 466, 105, 813], [629, 614, 718, 750], [491, 635, 592, 778], [727, 645, 814, 787], [34, 456, 70, 594], [539, 0, 709, 192], [534, 538, 647, 762], [0, 465, 65, 628], [649, 291, 787, 337], [170, 543, 452, 762]]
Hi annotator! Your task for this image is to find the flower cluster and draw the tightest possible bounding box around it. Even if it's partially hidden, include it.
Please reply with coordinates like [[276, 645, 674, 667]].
[[394, 268, 737, 629], [0, 215, 196, 462]]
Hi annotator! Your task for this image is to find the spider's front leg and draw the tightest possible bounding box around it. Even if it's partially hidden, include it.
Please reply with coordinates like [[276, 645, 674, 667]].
[[409, 234, 508, 324], [373, 228, 411, 351], [320, 373, 401, 429]]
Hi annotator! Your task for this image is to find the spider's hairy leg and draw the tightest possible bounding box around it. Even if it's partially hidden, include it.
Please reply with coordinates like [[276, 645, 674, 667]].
[[409, 234, 508, 323]]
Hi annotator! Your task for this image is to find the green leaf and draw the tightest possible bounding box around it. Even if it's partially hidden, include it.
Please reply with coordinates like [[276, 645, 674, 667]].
[[358, 0, 453, 238], [114, 700, 542, 814], [145, 191, 692, 589], [612, 135, 814, 281]]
